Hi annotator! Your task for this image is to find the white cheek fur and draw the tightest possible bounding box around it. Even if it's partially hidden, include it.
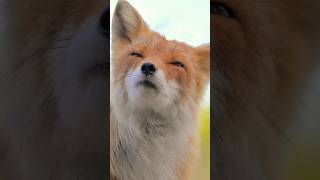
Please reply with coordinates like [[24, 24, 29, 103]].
[[124, 67, 180, 111]]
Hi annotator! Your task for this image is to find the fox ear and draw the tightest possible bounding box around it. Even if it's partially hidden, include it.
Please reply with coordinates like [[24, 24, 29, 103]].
[[195, 44, 210, 76], [112, 0, 149, 44]]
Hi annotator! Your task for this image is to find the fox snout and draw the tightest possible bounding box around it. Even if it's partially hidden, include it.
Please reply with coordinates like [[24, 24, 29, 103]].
[[141, 63, 157, 76]]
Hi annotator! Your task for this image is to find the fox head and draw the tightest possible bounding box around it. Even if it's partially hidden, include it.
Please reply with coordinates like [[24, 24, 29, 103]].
[[111, 1, 210, 112]]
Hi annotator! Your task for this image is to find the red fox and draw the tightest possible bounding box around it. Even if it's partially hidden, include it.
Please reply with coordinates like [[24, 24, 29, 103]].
[[110, 1, 210, 180], [212, 1, 320, 179]]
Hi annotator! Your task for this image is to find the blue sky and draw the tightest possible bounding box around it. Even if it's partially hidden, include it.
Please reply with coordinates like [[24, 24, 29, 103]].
[[110, 0, 210, 104]]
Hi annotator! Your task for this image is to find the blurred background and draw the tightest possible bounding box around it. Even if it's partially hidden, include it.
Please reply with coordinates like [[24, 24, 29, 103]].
[[284, 66, 320, 180], [110, 0, 210, 179]]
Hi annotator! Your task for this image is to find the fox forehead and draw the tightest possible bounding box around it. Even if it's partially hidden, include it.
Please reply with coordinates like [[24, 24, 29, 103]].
[[118, 32, 197, 60]]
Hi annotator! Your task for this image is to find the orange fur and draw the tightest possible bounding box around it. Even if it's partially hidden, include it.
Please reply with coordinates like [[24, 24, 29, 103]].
[[112, 31, 209, 104], [111, 1, 209, 180]]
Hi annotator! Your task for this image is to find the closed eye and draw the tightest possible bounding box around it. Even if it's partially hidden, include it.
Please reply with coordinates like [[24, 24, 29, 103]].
[[129, 51, 143, 58], [170, 61, 184, 68], [211, 2, 235, 18]]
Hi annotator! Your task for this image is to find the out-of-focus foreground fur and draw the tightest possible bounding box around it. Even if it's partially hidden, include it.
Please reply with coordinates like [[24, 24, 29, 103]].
[[0, 0, 109, 179], [212, 0, 320, 179]]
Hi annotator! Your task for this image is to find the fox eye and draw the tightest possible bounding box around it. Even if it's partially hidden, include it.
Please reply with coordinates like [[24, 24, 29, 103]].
[[170, 61, 184, 68], [211, 2, 235, 18], [129, 52, 143, 58]]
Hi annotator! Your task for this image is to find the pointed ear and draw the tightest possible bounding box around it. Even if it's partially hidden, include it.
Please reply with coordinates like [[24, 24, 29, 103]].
[[195, 44, 210, 76], [112, 0, 149, 44]]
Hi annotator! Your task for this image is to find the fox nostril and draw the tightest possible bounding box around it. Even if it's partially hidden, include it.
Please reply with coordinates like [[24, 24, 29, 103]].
[[141, 64, 145, 72], [141, 63, 156, 76], [149, 65, 156, 72]]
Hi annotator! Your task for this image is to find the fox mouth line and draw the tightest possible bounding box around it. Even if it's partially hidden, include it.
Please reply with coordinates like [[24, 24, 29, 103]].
[[137, 80, 157, 89]]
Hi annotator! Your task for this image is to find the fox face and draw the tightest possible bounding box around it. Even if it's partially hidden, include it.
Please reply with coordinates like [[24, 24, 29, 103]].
[[111, 1, 209, 112]]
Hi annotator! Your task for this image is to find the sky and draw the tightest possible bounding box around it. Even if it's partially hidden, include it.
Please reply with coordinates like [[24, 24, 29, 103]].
[[110, 0, 210, 104]]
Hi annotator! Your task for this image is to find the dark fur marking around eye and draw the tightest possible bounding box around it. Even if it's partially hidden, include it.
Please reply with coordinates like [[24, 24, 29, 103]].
[[211, 2, 235, 18], [170, 61, 184, 68], [129, 52, 143, 58]]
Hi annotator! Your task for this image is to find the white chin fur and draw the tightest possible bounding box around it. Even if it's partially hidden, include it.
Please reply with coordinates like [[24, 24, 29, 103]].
[[125, 68, 179, 111]]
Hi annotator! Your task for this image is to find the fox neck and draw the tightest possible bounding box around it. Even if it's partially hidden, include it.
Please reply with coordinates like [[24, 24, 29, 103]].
[[110, 96, 198, 180]]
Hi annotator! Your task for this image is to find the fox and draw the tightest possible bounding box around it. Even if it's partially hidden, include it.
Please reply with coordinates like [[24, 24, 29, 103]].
[[110, 1, 210, 180], [0, 0, 109, 179], [212, 0, 320, 180]]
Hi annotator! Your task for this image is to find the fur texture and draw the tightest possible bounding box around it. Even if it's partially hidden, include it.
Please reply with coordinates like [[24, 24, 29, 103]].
[[0, 0, 109, 179], [110, 1, 210, 180], [212, 0, 320, 179]]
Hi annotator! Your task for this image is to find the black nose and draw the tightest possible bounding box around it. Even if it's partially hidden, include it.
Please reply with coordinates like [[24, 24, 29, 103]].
[[98, 8, 109, 37], [141, 63, 156, 76]]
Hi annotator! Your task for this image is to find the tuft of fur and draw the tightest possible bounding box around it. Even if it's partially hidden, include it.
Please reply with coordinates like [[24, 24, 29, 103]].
[[110, 1, 209, 180], [212, 0, 320, 179]]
